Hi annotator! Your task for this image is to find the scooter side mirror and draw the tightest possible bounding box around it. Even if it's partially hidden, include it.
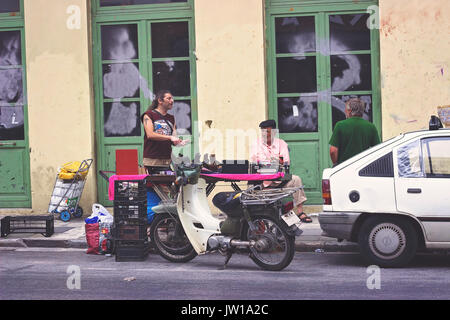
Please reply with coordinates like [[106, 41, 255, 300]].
[[175, 176, 184, 186]]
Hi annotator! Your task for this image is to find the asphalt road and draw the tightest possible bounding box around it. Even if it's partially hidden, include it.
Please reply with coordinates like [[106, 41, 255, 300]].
[[1, 248, 450, 301]]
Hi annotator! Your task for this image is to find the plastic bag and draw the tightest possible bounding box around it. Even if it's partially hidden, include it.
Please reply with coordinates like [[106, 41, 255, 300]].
[[85, 222, 100, 254], [58, 161, 89, 180], [85, 204, 113, 224], [85, 204, 114, 255], [147, 189, 161, 224]]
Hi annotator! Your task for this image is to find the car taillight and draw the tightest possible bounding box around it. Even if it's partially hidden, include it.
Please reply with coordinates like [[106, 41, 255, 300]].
[[322, 179, 331, 205]]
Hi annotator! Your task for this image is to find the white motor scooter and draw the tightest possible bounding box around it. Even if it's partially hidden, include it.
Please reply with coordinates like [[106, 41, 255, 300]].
[[149, 163, 303, 271]]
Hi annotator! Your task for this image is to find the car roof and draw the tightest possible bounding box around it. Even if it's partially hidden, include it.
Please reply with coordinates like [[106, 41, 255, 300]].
[[402, 127, 450, 138], [325, 128, 450, 175]]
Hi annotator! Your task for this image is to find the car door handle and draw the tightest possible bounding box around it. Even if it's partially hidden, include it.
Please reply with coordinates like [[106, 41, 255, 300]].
[[407, 188, 422, 194]]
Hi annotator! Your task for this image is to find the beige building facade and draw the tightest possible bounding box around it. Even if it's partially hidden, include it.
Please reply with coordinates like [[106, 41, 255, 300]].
[[0, 0, 448, 214]]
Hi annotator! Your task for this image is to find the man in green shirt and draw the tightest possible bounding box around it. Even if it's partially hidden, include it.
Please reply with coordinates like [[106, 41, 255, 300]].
[[329, 98, 380, 166]]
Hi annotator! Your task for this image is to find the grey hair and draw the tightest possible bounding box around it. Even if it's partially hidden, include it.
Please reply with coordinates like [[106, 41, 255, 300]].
[[346, 98, 366, 117]]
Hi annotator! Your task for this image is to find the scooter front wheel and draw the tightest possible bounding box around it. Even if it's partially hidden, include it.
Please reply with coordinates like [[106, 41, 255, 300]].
[[150, 213, 197, 263], [246, 216, 295, 271]]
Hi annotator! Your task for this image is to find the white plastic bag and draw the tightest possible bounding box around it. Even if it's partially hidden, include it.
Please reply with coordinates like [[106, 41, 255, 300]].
[[85, 203, 113, 224]]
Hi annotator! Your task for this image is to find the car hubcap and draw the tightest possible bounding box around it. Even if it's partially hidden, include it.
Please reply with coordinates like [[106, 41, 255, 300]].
[[369, 223, 406, 259]]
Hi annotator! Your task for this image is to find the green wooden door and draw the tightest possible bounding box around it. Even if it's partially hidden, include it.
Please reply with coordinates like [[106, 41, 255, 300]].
[[0, 0, 31, 208], [266, 0, 381, 204], [92, 0, 197, 206]]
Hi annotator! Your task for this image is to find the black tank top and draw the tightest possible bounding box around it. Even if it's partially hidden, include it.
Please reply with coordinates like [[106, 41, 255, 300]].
[[141, 109, 175, 159]]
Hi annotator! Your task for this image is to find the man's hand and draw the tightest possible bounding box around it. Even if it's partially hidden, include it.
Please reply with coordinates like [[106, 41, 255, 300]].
[[172, 137, 190, 146], [170, 136, 182, 145]]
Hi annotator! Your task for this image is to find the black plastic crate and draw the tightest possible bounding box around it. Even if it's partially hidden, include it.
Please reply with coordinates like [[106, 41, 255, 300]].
[[1, 215, 54, 238], [115, 240, 149, 262], [113, 222, 148, 241], [113, 200, 147, 222], [114, 179, 147, 201]]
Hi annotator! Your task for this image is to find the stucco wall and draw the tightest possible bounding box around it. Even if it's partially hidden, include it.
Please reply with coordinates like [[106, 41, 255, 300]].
[[24, 0, 96, 213], [194, 0, 267, 162], [379, 0, 450, 139]]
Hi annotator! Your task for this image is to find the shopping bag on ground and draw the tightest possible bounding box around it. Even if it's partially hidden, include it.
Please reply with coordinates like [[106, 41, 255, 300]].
[[85, 222, 100, 255]]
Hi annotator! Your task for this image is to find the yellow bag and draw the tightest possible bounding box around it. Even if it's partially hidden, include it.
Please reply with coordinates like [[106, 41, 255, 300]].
[[58, 161, 89, 180]]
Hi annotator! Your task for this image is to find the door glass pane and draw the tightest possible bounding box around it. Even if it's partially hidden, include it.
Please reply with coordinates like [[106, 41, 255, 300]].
[[397, 140, 424, 178], [153, 60, 190, 97], [151, 22, 189, 58], [0, 31, 22, 66], [0, 69, 23, 104], [331, 54, 372, 92], [278, 96, 318, 133], [101, 24, 138, 61], [276, 57, 317, 93], [168, 100, 191, 134], [422, 138, 450, 176], [0, 105, 24, 140], [0, 0, 20, 13], [100, 0, 187, 6], [330, 14, 370, 52], [103, 63, 141, 99], [331, 95, 372, 129], [275, 16, 315, 54], [104, 101, 141, 137]]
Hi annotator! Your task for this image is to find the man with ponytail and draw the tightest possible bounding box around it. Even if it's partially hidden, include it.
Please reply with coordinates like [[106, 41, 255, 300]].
[[141, 90, 183, 171]]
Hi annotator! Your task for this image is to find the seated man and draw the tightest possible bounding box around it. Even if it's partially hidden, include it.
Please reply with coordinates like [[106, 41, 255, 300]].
[[250, 119, 312, 223]]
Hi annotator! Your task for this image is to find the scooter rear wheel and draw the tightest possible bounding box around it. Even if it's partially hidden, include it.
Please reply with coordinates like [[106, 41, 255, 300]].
[[150, 213, 197, 263], [245, 215, 295, 271]]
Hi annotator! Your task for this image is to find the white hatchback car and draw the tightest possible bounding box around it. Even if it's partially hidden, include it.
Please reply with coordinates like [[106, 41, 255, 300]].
[[319, 117, 450, 267]]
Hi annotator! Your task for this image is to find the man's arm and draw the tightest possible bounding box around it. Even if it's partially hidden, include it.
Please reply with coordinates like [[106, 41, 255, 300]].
[[329, 146, 339, 165], [328, 123, 340, 165], [279, 140, 290, 164]]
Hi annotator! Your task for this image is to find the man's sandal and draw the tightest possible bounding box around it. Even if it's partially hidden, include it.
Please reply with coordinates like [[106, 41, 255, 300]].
[[298, 212, 313, 223]]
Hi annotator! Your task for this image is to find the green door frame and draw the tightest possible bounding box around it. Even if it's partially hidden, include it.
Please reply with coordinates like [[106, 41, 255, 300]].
[[0, 0, 32, 208], [91, 0, 197, 206], [265, 0, 381, 204]]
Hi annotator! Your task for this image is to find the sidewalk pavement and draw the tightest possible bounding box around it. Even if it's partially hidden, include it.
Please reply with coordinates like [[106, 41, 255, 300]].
[[0, 212, 359, 253]]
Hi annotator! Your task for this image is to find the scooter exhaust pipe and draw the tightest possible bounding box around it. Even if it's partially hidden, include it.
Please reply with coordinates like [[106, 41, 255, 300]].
[[230, 239, 256, 247], [208, 236, 256, 250]]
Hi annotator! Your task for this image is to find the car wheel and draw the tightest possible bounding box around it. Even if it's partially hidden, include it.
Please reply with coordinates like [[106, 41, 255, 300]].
[[358, 215, 418, 268]]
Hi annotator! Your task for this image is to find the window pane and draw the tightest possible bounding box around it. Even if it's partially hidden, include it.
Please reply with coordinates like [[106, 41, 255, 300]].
[[278, 96, 318, 133], [0, 0, 20, 13], [0, 106, 24, 140], [397, 140, 424, 178], [101, 24, 138, 61], [104, 101, 141, 137], [103, 63, 141, 99], [100, 0, 187, 6], [330, 14, 371, 52], [153, 60, 190, 97], [0, 68, 23, 104], [0, 31, 22, 66], [276, 57, 317, 93], [151, 22, 189, 58], [422, 138, 450, 176], [275, 16, 315, 54], [168, 100, 191, 134], [331, 95, 372, 129], [331, 54, 372, 92]]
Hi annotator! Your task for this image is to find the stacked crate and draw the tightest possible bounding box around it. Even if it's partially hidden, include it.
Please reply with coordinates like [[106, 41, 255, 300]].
[[113, 179, 149, 262]]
